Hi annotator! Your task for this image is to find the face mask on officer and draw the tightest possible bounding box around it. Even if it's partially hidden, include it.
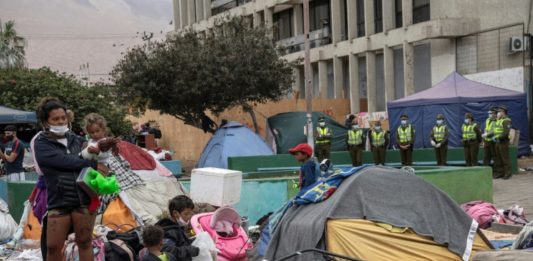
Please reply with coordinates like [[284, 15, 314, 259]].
[[497, 112, 503, 118], [352, 125, 358, 130], [464, 118, 470, 124], [401, 120, 407, 125], [319, 122, 326, 127], [436, 120, 443, 125], [374, 126, 381, 131]]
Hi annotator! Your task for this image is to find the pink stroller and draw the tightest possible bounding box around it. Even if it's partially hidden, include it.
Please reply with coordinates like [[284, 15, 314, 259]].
[[191, 206, 253, 261]]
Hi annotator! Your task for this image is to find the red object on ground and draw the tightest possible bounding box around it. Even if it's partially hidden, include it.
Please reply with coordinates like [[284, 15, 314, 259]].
[[117, 141, 157, 170]]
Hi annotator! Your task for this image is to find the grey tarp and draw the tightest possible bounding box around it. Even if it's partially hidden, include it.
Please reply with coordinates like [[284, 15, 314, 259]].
[[265, 166, 478, 261]]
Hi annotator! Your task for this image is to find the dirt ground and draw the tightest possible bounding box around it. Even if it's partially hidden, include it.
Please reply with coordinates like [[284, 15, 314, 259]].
[[492, 157, 533, 220]]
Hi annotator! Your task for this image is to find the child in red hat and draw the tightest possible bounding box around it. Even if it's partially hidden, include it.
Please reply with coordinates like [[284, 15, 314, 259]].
[[289, 143, 318, 190]]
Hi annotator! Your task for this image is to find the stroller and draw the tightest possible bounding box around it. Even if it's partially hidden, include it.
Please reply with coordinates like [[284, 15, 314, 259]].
[[191, 206, 253, 261]]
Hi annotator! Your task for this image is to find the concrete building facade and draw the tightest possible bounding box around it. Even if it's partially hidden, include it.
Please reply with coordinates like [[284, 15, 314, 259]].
[[173, 0, 533, 113]]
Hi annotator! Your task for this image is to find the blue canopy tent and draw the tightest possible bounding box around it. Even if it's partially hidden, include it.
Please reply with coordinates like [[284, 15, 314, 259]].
[[387, 72, 530, 156], [198, 121, 274, 169], [0, 106, 37, 124]]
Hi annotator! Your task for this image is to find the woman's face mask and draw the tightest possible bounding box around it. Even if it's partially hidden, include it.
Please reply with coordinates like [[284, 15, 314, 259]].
[[49, 124, 69, 136], [436, 120, 443, 125]]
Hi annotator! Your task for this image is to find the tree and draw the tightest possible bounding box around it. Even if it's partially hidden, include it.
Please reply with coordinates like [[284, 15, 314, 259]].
[[0, 20, 26, 69], [0, 67, 131, 136], [112, 16, 295, 133]]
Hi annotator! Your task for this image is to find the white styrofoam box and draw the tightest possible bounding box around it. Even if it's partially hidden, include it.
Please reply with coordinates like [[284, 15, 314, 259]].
[[190, 167, 242, 206]]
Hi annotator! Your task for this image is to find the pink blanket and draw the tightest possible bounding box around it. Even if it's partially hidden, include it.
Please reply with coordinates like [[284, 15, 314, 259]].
[[461, 200, 503, 229]]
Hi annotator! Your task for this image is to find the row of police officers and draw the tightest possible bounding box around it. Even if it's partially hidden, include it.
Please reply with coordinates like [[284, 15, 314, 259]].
[[313, 105, 512, 179]]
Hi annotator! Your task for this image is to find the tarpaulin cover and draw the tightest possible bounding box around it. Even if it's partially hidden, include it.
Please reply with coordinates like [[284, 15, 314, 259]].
[[198, 121, 273, 169], [267, 112, 348, 154], [0, 105, 37, 124], [326, 219, 491, 261], [265, 166, 482, 261], [387, 72, 530, 156]]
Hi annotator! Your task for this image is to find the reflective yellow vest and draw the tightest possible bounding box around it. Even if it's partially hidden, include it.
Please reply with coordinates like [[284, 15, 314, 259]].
[[316, 127, 331, 144], [484, 118, 495, 142], [494, 117, 511, 139], [348, 129, 363, 145], [433, 125, 446, 142], [398, 125, 412, 143], [462, 123, 477, 140], [372, 131, 385, 146]]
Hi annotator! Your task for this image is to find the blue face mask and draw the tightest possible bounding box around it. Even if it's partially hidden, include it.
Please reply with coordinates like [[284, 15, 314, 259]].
[[436, 120, 443, 125], [464, 119, 470, 124], [375, 126, 381, 131], [401, 120, 407, 125]]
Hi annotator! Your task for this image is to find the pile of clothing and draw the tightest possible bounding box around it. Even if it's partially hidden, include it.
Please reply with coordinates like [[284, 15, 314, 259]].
[[461, 201, 528, 229]]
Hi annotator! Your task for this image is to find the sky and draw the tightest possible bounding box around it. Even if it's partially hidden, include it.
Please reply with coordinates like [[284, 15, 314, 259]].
[[0, 0, 174, 82]]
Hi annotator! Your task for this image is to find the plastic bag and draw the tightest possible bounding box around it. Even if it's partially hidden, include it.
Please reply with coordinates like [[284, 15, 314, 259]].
[[7, 249, 42, 260], [0, 198, 18, 241], [191, 232, 217, 261]]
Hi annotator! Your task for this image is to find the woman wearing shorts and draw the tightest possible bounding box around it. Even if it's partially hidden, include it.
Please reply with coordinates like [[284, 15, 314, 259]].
[[34, 97, 108, 261]]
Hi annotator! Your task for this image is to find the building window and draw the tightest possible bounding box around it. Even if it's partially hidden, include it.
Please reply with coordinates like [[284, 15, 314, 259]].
[[414, 43, 432, 92], [211, 0, 252, 16], [393, 48, 404, 99], [356, 0, 365, 37], [341, 0, 348, 40], [273, 9, 293, 41], [456, 25, 524, 75], [395, 0, 402, 28], [413, 0, 430, 24], [310, 0, 331, 31], [374, 0, 383, 33]]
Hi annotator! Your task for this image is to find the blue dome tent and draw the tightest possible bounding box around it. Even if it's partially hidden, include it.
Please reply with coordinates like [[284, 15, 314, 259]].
[[198, 121, 273, 169]]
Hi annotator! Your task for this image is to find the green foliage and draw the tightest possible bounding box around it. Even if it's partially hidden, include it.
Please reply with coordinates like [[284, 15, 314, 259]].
[[0, 20, 26, 69], [0, 67, 131, 135], [112, 16, 294, 132]]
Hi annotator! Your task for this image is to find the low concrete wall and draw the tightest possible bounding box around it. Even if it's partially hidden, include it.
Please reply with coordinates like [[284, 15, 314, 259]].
[[228, 147, 518, 174], [5, 166, 492, 225], [182, 166, 491, 224]]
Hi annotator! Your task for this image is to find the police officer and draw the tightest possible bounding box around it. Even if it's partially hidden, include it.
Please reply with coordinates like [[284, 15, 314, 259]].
[[315, 116, 332, 162], [396, 114, 415, 166], [462, 112, 481, 166], [430, 114, 448, 166], [346, 121, 365, 166], [482, 108, 497, 169], [370, 121, 389, 165], [493, 105, 512, 179]]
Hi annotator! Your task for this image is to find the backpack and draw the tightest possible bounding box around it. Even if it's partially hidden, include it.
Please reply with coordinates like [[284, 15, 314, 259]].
[[105, 239, 137, 261], [106, 228, 143, 255], [64, 233, 106, 261]]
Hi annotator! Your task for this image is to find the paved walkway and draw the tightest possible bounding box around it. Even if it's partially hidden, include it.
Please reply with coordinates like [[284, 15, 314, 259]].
[[492, 172, 533, 220]]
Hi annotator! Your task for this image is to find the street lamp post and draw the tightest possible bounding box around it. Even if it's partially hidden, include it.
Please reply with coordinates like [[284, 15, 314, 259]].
[[303, 0, 314, 151]]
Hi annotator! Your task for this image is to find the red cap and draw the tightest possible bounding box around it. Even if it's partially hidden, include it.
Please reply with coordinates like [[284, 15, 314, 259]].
[[289, 143, 313, 157]]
